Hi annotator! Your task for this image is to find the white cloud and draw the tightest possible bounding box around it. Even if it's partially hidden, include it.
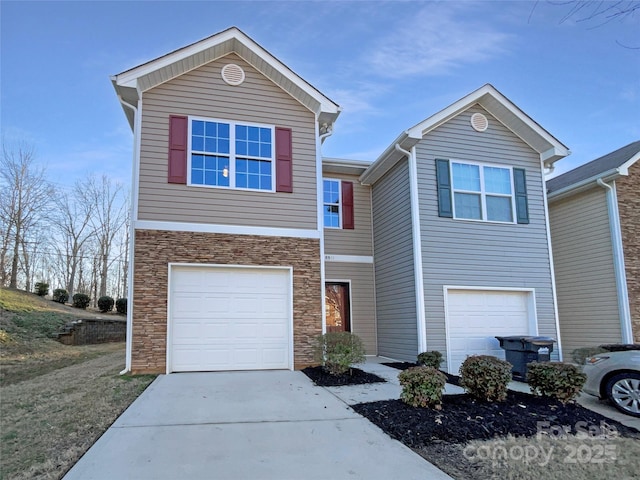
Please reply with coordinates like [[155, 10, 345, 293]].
[[367, 3, 511, 78]]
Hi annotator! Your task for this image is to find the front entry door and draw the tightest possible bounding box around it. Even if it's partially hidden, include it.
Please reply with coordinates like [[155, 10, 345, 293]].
[[325, 283, 351, 333]]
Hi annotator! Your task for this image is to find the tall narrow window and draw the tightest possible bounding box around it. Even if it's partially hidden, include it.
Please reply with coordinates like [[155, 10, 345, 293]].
[[323, 179, 341, 228]]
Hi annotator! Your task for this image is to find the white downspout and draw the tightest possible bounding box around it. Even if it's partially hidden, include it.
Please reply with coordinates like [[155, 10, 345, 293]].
[[395, 144, 427, 353], [597, 178, 633, 343], [318, 124, 333, 334], [117, 96, 140, 375]]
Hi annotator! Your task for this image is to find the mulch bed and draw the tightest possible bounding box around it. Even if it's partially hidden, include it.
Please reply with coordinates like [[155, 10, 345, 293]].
[[382, 361, 461, 385], [301, 366, 386, 387], [352, 391, 640, 448]]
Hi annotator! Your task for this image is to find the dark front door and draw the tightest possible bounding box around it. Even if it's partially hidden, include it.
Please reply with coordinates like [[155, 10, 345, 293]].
[[325, 283, 351, 333]]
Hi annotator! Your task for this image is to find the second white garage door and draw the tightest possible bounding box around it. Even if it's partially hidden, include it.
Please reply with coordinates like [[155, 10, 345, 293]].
[[169, 266, 291, 372], [445, 289, 534, 375]]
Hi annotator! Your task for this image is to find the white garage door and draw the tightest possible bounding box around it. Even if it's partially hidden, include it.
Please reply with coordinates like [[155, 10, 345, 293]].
[[169, 266, 291, 372], [446, 290, 533, 375]]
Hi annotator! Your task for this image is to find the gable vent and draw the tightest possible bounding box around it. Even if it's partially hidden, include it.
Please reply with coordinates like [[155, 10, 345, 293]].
[[221, 64, 245, 86], [470, 113, 489, 132]]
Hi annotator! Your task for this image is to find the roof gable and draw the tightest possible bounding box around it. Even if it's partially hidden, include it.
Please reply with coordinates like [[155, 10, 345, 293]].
[[361, 84, 570, 185], [547, 140, 640, 197], [112, 27, 340, 129]]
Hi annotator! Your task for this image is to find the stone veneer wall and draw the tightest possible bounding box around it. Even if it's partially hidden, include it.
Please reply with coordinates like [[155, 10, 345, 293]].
[[131, 229, 322, 373], [616, 163, 640, 342]]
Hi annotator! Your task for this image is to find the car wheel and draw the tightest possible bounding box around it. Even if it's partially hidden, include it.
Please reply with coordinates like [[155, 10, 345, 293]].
[[605, 372, 640, 417]]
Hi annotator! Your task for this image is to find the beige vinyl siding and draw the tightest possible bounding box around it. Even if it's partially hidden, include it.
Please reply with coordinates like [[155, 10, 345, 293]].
[[549, 187, 621, 358], [324, 173, 373, 256], [325, 262, 377, 354], [416, 105, 559, 362], [371, 160, 418, 361], [138, 53, 318, 230]]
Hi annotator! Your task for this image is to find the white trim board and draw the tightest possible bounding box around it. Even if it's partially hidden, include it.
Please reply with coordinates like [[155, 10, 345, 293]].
[[135, 220, 320, 239], [324, 254, 373, 264]]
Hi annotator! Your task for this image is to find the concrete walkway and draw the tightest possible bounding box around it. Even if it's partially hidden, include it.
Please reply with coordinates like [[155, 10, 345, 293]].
[[64, 369, 452, 480]]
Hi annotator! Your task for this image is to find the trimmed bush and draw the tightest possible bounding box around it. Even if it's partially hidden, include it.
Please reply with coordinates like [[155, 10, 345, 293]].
[[313, 332, 365, 376], [98, 295, 115, 313], [34, 282, 49, 297], [53, 289, 69, 304], [417, 351, 443, 369], [527, 362, 587, 404], [459, 355, 513, 402], [571, 346, 608, 365], [115, 298, 127, 315], [72, 293, 91, 310], [399, 366, 447, 409]]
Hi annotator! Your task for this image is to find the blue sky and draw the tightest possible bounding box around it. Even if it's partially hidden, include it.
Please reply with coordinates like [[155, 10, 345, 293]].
[[2, 0, 639, 189]]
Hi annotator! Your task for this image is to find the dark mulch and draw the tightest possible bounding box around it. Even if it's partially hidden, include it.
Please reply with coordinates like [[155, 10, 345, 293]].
[[301, 366, 386, 387], [382, 361, 460, 386], [352, 391, 640, 448]]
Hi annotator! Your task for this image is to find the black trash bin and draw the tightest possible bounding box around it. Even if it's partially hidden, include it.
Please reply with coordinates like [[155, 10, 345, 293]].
[[495, 336, 556, 381]]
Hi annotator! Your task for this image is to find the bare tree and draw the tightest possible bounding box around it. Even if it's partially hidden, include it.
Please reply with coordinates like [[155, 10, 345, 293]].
[[80, 175, 127, 299], [530, 1, 640, 47], [0, 141, 55, 288], [53, 184, 96, 298]]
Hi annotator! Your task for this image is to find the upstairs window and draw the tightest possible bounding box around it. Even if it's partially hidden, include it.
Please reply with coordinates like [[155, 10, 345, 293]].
[[189, 118, 274, 192], [323, 178, 354, 229], [323, 179, 341, 228], [451, 161, 514, 222]]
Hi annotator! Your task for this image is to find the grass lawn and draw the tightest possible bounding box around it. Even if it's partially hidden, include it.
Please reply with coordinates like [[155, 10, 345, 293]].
[[0, 288, 156, 480]]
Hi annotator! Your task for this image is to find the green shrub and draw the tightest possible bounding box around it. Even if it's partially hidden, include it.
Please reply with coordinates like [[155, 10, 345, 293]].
[[97, 295, 115, 313], [34, 282, 49, 297], [526, 362, 587, 404], [115, 298, 127, 315], [417, 351, 443, 369], [72, 293, 91, 310], [459, 355, 513, 402], [399, 366, 447, 409], [313, 332, 365, 376], [571, 346, 608, 365], [52, 289, 69, 304]]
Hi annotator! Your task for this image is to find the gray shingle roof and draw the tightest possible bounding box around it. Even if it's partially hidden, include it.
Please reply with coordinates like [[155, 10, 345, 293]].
[[547, 140, 640, 193]]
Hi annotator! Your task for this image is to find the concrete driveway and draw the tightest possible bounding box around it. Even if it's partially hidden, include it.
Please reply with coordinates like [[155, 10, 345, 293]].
[[63, 370, 451, 480]]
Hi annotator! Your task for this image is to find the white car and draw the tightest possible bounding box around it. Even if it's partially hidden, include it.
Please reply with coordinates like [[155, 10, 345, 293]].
[[583, 347, 640, 417]]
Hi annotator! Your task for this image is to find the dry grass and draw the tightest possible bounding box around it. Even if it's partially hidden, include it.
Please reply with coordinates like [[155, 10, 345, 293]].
[[1, 344, 155, 480], [463, 434, 640, 480], [0, 288, 155, 480]]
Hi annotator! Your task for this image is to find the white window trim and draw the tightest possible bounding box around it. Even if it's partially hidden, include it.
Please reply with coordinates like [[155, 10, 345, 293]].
[[187, 115, 276, 193], [450, 159, 517, 224], [323, 177, 342, 229]]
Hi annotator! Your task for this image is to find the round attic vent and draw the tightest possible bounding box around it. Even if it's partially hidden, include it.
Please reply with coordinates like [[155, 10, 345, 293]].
[[470, 113, 489, 132], [221, 64, 245, 86]]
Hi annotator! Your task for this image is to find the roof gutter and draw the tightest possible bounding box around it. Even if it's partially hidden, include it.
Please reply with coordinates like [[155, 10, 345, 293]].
[[547, 168, 623, 202], [318, 124, 334, 335], [395, 144, 427, 354], [596, 178, 633, 344], [116, 95, 139, 376]]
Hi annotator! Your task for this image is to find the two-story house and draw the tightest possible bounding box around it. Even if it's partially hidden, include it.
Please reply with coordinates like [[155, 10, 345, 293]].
[[112, 27, 570, 375]]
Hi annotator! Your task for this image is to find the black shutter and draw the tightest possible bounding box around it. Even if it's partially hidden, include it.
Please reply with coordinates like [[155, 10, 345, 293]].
[[435, 159, 453, 218], [513, 168, 529, 224]]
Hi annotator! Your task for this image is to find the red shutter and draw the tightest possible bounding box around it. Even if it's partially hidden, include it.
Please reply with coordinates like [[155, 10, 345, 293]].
[[168, 115, 188, 184], [275, 127, 293, 193], [341, 181, 354, 229]]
